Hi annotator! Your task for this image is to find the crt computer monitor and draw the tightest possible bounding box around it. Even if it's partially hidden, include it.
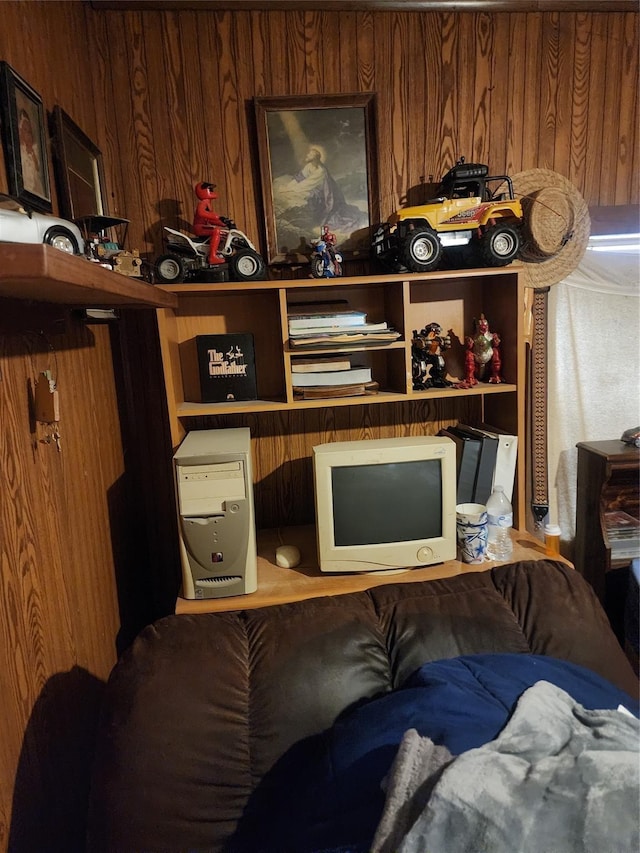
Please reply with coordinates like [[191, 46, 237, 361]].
[[313, 435, 457, 573]]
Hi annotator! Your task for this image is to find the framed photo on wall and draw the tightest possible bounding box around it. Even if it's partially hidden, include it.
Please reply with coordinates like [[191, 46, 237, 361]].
[[51, 105, 106, 219], [0, 62, 52, 212], [254, 93, 379, 265]]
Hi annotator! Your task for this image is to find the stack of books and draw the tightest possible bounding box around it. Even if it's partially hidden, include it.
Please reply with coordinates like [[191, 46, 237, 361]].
[[604, 510, 640, 561], [287, 301, 400, 349], [439, 422, 518, 505], [291, 356, 378, 400]]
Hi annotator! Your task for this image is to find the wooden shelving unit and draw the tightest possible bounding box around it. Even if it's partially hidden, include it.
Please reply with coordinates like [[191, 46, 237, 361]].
[[155, 264, 527, 529], [0, 243, 177, 308]]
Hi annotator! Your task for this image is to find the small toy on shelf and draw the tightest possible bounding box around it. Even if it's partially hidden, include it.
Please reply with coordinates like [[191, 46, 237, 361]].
[[0, 191, 84, 254], [411, 323, 452, 390], [154, 181, 266, 284], [465, 314, 503, 384], [309, 224, 342, 278], [76, 215, 142, 277]]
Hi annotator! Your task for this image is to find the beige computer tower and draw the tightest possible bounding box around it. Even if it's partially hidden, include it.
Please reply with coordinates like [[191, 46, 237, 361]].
[[173, 427, 257, 599]]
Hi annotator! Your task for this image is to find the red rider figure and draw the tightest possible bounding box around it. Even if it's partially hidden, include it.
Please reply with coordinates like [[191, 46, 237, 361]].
[[192, 181, 227, 265]]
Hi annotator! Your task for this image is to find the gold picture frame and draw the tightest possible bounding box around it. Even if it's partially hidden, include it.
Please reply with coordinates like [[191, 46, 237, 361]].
[[254, 93, 379, 265]]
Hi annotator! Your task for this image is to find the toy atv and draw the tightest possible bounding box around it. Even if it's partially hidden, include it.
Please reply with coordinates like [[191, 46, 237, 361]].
[[155, 223, 266, 284], [372, 159, 523, 273]]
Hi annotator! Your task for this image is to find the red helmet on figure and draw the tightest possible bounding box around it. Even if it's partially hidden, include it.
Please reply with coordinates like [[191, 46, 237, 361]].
[[195, 181, 218, 200]]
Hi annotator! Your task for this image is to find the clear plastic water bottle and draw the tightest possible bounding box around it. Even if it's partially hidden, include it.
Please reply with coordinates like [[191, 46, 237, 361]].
[[486, 485, 513, 561]]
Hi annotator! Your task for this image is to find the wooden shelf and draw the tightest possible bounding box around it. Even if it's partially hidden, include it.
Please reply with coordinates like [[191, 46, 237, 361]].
[[175, 525, 570, 614], [0, 243, 178, 308]]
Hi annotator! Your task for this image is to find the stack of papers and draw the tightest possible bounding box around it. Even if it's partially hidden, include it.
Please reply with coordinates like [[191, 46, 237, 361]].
[[287, 301, 399, 348], [604, 511, 640, 560]]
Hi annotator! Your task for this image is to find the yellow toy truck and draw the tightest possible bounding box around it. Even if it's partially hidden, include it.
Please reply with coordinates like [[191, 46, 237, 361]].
[[372, 158, 523, 273]]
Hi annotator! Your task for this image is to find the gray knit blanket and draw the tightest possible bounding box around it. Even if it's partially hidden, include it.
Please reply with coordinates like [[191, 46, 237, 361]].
[[372, 680, 640, 853]]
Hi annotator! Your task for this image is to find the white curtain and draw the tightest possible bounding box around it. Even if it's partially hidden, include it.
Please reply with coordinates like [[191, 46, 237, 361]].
[[547, 246, 640, 559]]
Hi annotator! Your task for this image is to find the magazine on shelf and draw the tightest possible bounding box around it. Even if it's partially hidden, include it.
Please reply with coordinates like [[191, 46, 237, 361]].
[[604, 511, 640, 560], [604, 510, 640, 536], [292, 366, 372, 387], [291, 357, 352, 373], [289, 322, 389, 337], [289, 330, 400, 347], [288, 310, 368, 330], [293, 381, 379, 400]]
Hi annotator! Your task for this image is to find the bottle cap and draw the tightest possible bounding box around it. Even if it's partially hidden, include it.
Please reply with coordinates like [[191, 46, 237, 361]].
[[544, 524, 561, 536]]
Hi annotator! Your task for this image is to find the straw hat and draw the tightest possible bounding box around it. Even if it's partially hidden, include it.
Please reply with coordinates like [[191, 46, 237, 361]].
[[507, 168, 591, 288]]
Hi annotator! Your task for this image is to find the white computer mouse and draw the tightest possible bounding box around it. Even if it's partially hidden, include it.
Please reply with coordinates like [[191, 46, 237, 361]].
[[275, 544, 301, 569]]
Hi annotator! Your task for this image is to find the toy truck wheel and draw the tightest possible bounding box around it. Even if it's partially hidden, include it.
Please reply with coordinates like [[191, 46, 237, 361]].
[[155, 253, 186, 283], [230, 249, 266, 281], [402, 229, 443, 272], [479, 224, 520, 266]]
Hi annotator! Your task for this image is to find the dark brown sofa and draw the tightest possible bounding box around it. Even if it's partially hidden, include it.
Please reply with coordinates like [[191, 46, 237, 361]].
[[87, 560, 637, 853]]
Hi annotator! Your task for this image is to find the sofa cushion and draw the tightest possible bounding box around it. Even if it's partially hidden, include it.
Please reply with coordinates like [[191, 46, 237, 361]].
[[87, 560, 637, 853]]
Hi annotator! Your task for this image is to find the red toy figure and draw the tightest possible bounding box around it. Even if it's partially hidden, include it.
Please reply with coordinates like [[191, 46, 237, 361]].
[[465, 314, 503, 384], [462, 336, 479, 386], [192, 181, 227, 265]]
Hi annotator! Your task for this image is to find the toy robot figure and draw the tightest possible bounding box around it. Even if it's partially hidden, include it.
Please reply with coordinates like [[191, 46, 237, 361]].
[[465, 314, 503, 384], [411, 323, 452, 390], [192, 181, 230, 266]]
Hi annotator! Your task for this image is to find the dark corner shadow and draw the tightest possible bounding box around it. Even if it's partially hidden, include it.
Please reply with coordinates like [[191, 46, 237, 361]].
[[105, 467, 180, 657], [106, 316, 181, 656], [9, 667, 106, 853]]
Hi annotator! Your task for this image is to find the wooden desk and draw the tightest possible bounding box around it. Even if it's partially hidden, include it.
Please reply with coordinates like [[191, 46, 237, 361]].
[[574, 439, 640, 603], [175, 526, 568, 614]]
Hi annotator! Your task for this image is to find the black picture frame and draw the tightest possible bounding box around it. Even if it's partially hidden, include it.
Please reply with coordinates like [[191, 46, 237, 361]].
[[51, 105, 106, 220], [0, 61, 52, 212], [254, 93, 379, 265]]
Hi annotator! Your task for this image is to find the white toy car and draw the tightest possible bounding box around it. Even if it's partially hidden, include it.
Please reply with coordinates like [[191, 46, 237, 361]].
[[0, 193, 85, 255]]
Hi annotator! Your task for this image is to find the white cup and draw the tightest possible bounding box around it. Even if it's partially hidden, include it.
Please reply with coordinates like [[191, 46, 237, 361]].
[[456, 503, 489, 564]]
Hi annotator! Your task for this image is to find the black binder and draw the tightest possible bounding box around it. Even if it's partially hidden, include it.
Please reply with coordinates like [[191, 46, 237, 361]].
[[453, 424, 500, 504], [440, 427, 481, 504]]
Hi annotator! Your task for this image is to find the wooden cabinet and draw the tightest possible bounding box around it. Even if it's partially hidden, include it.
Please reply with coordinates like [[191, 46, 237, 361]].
[[574, 440, 640, 603], [155, 265, 527, 528]]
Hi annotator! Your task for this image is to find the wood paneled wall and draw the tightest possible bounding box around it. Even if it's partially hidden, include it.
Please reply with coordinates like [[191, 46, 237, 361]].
[[0, 3, 637, 850], [0, 4, 160, 850], [88, 8, 638, 262]]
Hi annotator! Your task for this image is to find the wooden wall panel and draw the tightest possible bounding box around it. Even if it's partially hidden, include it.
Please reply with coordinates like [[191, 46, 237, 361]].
[[83, 8, 637, 259], [0, 5, 147, 849], [0, 308, 128, 852]]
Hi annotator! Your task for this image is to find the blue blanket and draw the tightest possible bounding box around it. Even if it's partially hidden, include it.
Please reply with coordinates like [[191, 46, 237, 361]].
[[227, 654, 639, 853]]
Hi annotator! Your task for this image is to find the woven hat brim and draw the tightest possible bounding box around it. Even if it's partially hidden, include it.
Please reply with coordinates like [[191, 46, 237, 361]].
[[508, 169, 591, 288]]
